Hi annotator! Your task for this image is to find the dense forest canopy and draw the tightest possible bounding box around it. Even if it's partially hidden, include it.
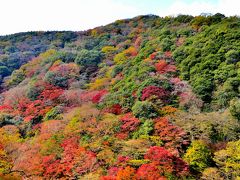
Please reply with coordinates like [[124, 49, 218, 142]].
[[0, 13, 239, 179]]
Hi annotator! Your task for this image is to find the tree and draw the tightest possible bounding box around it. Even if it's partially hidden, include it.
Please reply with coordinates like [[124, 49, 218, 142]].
[[213, 63, 236, 84], [1, 86, 27, 111], [141, 86, 169, 102], [191, 74, 214, 102], [38, 84, 64, 102], [44, 63, 79, 88], [118, 113, 140, 139], [211, 13, 225, 23], [190, 16, 212, 30], [75, 49, 101, 67], [201, 168, 223, 180], [92, 90, 108, 104], [5, 69, 25, 87], [132, 101, 158, 119], [155, 60, 167, 72], [105, 104, 122, 115], [0, 143, 13, 174], [214, 140, 240, 179], [113, 46, 137, 64], [89, 78, 110, 90], [101, 46, 118, 54], [43, 106, 63, 121], [155, 60, 176, 74], [184, 140, 212, 172], [97, 148, 115, 166], [225, 50, 240, 64], [172, 110, 240, 143], [144, 146, 189, 176], [12, 143, 44, 176], [124, 46, 138, 57], [43, 137, 98, 178], [154, 117, 189, 156], [27, 81, 45, 101], [132, 120, 154, 139], [161, 38, 173, 51], [0, 66, 10, 78], [229, 98, 240, 120], [113, 52, 127, 64], [116, 166, 136, 180], [136, 163, 166, 180]]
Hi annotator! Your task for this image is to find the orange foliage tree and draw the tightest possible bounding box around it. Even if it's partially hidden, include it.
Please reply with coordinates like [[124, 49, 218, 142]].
[[154, 117, 189, 156]]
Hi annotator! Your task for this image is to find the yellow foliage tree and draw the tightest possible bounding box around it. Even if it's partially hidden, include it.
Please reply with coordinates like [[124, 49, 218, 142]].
[[214, 140, 240, 179], [101, 46, 118, 54], [89, 78, 110, 90]]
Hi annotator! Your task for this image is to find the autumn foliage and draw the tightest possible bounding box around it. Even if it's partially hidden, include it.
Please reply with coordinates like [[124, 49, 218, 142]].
[[136, 163, 167, 180], [144, 146, 189, 176], [0, 14, 238, 180], [155, 60, 176, 74], [141, 86, 169, 101], [119, 113, 140, 133], [105, 104, 122, 115], [92, 90, 108, 103], [42, 137, 98, 178], [154, 117, 189, 156]]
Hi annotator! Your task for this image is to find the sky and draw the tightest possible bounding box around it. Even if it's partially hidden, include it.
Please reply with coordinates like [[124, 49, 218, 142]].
[[0, 0, 239, 35]]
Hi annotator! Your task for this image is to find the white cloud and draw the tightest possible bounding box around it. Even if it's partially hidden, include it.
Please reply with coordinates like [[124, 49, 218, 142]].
[[217, 0, 240, 16], [0, 0, 239, 35], [159, 0, 240, 17], [0, 0, 141, 35]]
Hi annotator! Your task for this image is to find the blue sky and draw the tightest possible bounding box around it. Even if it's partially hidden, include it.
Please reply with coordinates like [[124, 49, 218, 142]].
[[0, 0, 239, 35]]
